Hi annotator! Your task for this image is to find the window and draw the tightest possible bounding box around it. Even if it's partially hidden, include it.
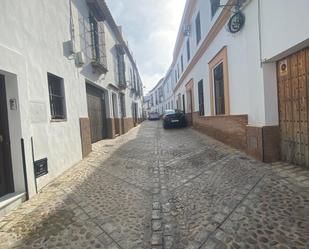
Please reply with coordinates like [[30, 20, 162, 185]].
[[116, 45, 126, 87], [211, 0, 220, 18], [112, 93, 118, 118], [155, 91, 158, 105], [89, 14, 100, 61], [195, 12, 201, 45], [213, 62, 225, 115], [181, 55, 184, 72], [48, 73, 66, 120], [175, 70, 177, 82], [198, 80, 205, 116], [133, 69, 137, 91], [177, 64, 180, 78], [186, 39, 191, 62], [182, 95, 186, 113], [120, 94, 126, 117], [130, 68, 133, 85], [89, 14, 107, 72]]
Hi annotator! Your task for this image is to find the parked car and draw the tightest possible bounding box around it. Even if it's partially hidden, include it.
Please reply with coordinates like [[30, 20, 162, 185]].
[[148, 112, 160, 120], [163, 109, 187, 129]]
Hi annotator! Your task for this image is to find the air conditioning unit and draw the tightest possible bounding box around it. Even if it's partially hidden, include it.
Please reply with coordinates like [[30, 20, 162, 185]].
[[68, 40, 76, 54], [183, 25, 191, 36], [75, 51, 85, 67]]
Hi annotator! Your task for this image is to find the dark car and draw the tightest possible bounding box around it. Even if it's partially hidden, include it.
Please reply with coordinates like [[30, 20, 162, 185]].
[[163, 109, 187, 129]]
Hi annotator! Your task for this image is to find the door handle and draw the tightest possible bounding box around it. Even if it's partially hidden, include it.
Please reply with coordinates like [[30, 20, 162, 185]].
[[0, 135, 3, 143]]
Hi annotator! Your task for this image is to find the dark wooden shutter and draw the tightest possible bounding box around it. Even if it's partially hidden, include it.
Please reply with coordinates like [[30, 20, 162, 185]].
[[198, 80, 205, 116]]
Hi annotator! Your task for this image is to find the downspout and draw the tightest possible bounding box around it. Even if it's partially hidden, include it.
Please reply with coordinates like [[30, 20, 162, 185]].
[[69, 0, 76, 51], [21, 139, 29, 200], [258, 0, 263, 67]]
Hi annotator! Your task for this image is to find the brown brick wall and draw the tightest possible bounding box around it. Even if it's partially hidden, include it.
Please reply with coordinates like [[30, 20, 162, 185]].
[[79, 118, 92, 158], [246, 125, 263, 161], [192, 112, 248, 151], [114, 118, 121, 136], [262, 126, 280, 163], [107, 118, 115, 139], [123, 118, 134, 133], [186, 113, 193, 126], [246, 125, 280, 162], [107, 117, 137, 138]]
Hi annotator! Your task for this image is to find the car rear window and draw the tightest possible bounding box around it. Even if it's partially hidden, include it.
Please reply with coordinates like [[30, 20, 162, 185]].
[[165, 110, 176, 115]]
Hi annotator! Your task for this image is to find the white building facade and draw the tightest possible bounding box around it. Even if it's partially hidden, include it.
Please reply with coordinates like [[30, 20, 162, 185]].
[[0, 0, 143, 214], [147, 78, 165, 115], [160, 0, 309, 167]]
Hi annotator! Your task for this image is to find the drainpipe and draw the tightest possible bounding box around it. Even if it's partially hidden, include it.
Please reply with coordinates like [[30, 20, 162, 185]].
[[258, 0, 263, 67], [21, 139, 29, 201]]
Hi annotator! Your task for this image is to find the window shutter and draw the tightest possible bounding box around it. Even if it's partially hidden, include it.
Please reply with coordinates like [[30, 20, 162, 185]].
[[98, 22, 107, 68]]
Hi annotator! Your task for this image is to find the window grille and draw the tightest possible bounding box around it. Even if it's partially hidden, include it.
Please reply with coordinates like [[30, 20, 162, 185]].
[[48, 73, 66, 120]]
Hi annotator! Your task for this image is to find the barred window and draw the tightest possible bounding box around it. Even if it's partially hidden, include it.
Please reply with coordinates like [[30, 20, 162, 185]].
[[116, 45, 126, 87], [48, 73, 66, 120], [89, 13, 107, 73], [89, 14, 100, 61]]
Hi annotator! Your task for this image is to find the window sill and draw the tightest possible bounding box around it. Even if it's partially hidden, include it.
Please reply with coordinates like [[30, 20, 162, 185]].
[[50, 119, 67, 123]]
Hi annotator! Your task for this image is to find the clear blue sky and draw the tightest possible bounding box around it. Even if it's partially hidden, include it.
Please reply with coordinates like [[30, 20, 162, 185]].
[[106, 0, 186, 94]]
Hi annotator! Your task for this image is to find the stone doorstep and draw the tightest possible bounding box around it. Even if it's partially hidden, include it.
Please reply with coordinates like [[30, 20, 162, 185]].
[[0, 192, 26, 218]]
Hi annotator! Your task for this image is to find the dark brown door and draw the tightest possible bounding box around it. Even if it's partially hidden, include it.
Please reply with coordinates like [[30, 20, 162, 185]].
[[0, 75, 14, 197], [132, 103, 138, 125], [112, 94, 120, 135], [277, 48, 309, 168], [86, 84, 107, 143]]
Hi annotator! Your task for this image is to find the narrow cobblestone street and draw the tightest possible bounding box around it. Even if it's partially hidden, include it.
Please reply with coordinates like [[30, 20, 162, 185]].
[[1, 121, 309, 249]]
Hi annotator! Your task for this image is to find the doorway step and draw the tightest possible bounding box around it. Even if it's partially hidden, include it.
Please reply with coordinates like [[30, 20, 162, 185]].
[[0, 192, 26, 218]]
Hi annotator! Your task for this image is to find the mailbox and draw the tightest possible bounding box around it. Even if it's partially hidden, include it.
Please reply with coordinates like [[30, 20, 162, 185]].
[[34, 158, 48, 178]]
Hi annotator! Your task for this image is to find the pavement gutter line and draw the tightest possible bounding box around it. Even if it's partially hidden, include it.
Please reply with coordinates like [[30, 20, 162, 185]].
[[198, 172, 267, 249]]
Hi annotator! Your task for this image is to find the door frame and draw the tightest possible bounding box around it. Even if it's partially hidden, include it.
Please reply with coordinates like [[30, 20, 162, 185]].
[[0, 74, 14, 197], [86, 83, 108, 143], [208, 46, 230, 116], [185, 79, 194, 125]]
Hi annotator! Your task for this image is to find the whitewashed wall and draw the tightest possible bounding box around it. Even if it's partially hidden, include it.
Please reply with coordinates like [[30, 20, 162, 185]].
[[0, 0, 143, 198], [172, 0, 309, 127]]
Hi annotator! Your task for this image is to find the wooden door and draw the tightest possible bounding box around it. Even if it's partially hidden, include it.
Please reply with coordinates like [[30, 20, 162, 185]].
[[277, 48, 309, 168], [86, 84, 107, 143], [112, 94, 120, 135], [0, 75, 14, 197]]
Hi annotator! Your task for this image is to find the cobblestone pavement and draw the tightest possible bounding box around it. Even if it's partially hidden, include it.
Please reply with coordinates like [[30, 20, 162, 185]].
[[0, 121, 309, 249]]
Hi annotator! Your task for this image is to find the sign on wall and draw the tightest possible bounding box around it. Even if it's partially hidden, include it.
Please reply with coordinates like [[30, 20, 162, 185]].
[[228, 12, 245, 34], [279, 59, 288, 76], [34, 158, 48, 178]]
